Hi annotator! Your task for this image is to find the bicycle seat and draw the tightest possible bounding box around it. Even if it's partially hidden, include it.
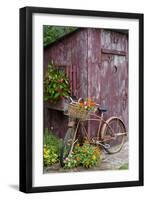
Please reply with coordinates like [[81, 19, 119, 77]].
[[98, 107, 108, 112]]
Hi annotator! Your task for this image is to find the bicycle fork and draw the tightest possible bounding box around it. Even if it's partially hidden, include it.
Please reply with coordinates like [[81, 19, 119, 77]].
[[68, 119, 80, 157]]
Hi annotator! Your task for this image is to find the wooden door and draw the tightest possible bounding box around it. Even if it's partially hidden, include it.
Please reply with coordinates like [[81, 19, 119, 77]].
[[100, 51, 128, 129]]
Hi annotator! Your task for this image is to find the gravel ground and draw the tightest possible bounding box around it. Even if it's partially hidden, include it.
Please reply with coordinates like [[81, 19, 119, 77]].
[[44, 141, 129, 173]]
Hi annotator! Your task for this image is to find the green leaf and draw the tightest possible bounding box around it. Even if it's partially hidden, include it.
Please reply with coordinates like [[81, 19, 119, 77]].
[[54, 93, 60, 98]]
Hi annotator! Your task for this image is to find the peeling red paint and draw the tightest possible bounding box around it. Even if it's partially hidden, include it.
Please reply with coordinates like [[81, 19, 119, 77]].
[[44, 28, 128, 138]]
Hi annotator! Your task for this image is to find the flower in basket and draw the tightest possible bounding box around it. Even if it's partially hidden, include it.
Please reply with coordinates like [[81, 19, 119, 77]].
[[79, 98, 96, 111]]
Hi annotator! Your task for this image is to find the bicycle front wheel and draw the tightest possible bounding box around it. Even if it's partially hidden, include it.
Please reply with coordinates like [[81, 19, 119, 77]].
[[101, 117, 126, 154], [60, 127, 75, 167]]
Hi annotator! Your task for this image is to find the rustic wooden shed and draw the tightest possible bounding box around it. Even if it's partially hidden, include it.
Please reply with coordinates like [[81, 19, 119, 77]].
[[44, 28, 128, 138]]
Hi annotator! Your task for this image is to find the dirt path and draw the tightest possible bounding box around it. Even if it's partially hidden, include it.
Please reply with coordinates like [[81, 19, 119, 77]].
[[44, 141, 129, 173], [98, 141, 128, 170]]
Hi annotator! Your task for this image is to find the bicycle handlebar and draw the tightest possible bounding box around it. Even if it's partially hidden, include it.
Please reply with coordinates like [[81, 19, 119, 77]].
[[68, 97, 77, 104], [67, 96, 100, 107]]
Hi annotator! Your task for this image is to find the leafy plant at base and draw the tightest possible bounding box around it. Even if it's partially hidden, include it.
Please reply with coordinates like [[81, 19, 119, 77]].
[[74, 143, 101, 168], [44, 63, 71, 103], [63, 143, 101, 169], [43, 145, 59, 166], [43, 128, 63, 167], [63, 154, 78, 169]]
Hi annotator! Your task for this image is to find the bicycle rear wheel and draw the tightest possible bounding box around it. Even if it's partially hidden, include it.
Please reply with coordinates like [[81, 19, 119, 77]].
[[60, 127, 75, 167], [101, 117, 126, 154]]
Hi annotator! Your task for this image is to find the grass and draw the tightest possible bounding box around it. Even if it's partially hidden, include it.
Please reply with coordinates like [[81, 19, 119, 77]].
[[119, 163, 128, 170]]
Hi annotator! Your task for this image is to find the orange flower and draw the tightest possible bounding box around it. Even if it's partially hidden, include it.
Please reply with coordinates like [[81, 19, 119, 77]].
[[90, 102, 96, 106], [79, 102, 84, 107], [76, 157, 80, 161]]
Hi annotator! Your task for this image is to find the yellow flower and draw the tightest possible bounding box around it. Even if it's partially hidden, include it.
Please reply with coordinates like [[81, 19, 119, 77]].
[[92, 155, 96, 160]]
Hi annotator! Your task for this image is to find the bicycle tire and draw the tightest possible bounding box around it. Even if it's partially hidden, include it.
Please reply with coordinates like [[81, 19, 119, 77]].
[[101, 117, 126, 154], [60, 127, 75, 167]]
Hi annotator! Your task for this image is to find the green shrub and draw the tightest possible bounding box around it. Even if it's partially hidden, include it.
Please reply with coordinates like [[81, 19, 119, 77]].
[[63, 143, 101, 169], [44, 128, 62, 154], [43, 145, 59, 166], [74, 143, 101, 168], [43, 128, 63, 167], [44, 63, 71, 102], [63, 154, 78, 169]]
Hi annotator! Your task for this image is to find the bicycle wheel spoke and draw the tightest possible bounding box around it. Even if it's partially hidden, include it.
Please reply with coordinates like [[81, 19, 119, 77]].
[[103, 118, 126, 154]]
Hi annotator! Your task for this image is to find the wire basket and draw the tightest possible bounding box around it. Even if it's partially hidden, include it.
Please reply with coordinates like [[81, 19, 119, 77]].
[[67, 103, 89, 120]]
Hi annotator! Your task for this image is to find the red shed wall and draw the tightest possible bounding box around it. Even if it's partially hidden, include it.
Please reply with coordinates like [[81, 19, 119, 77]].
[[44, 29, 88, 138], [44, 28, 128, 138]]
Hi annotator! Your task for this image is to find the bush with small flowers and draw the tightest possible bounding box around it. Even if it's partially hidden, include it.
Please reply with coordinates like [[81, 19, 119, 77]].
[[44, 63, 70, 103], [43, 128, 63, 167], [63, 142, 101, 169], [63, 154, 78, 169]]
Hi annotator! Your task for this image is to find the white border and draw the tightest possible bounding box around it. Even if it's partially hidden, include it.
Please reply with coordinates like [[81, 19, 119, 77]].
[[32, 13, 139, 187]]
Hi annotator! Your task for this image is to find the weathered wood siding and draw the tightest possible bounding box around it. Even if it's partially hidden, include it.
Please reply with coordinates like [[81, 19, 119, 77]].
[[44, 28, 128, 138], [44, 29, 88, 138], [100, 30, 128, 129], [87, 29, 101, 136]]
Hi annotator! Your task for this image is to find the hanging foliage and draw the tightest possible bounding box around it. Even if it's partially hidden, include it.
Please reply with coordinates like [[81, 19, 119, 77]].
[[44, 63, 71, 103]]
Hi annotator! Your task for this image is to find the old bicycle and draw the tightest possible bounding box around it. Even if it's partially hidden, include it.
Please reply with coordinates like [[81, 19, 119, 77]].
[[60, 97, 127, 167]]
